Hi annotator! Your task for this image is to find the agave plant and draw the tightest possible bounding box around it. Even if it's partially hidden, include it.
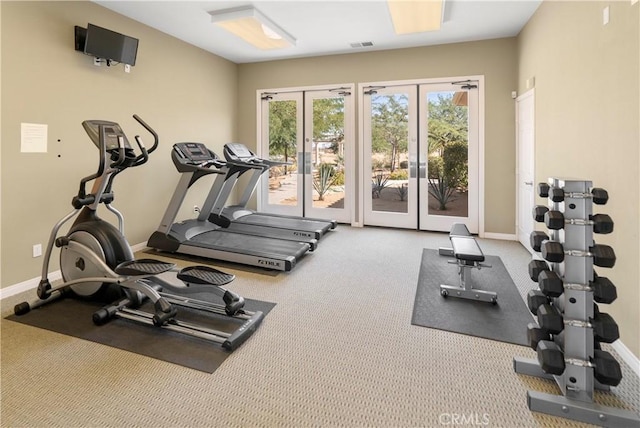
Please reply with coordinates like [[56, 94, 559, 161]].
[[371, 171, 389, 198], [396, 183, 408, 201], [313, 163, 338, 201], [428, 175, 456, 210]]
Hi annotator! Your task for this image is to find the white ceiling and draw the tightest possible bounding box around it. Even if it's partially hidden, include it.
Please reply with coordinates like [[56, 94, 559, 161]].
[[94, 0, 542, 64]]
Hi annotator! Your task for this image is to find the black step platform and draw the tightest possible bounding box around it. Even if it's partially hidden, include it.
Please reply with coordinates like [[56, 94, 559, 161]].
[[177, 266, 235, 286], [114, 259, 176, 276]]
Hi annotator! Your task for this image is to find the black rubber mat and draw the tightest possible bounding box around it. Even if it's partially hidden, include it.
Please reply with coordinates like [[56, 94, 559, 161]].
[[7, 294, 275, 373], [412, 249, 532, 346]]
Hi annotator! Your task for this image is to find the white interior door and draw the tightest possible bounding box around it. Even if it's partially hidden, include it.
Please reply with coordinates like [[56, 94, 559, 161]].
[[418, 83, 480, 233], [362, 85, 418, 228], [517, 89, 535, 250]]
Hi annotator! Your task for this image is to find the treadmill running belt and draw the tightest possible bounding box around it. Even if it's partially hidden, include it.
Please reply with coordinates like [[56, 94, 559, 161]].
[[190, 230, 309, 259], [236, 214, 330, 232]]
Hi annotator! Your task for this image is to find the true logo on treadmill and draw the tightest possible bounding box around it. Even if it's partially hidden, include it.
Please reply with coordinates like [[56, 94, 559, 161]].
[[258, 259, 281, 267]]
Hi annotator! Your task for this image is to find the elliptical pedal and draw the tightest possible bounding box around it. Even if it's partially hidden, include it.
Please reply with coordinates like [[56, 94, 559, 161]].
[[114, 259, 176, 276], [177, 265, 235, 286]]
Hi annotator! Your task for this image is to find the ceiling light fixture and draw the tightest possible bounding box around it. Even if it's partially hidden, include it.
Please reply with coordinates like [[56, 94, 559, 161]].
[[387, 0, 444, 34], [209, 6, 296, 50]]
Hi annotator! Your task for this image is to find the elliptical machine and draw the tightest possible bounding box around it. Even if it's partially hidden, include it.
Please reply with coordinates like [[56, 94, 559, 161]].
[[14, 115, 263, 351]]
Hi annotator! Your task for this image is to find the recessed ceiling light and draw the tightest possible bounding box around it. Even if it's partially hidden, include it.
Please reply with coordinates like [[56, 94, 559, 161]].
[[209, 6, 296, 50], [387, 0, 444, 34]]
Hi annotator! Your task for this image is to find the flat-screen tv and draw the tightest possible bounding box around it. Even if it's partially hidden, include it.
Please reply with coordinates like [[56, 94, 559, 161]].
[[75, 24, 138, 66]]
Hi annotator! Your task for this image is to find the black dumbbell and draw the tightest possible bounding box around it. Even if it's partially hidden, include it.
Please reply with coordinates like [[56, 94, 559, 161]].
[[527, 322, 550, 350], [538, 306, 619, 343], [591, 274, 617, 304], [559, 307, 619, 343], [547, 187, 609, 204], [538, 183, 551, 198], [528, 259, 550, 282], [537, 182, 550, 198], [537, 304, 564, 334], [527, 289, 550, 315], [590, 312, 620, 343], [538, 270, 563, 297], [544, 211, 614, 234], [530, 231, 550, 252], [536, 340, 622, 385], [541, 241, 616, 268], [536, 340, 566, 375], [533, 205, 549, 222], [593, 350, 623, 386]]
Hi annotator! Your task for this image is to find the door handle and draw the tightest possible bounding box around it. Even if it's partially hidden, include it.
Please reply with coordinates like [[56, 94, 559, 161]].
[[524, 181, 533, 186]]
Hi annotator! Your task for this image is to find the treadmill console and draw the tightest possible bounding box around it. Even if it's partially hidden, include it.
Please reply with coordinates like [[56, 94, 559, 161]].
[[171, 142, 223, 173], [224, 143, 256, 161], [174, 142, 215, 163]]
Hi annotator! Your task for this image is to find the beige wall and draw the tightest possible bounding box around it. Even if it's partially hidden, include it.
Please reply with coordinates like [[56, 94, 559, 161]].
[[1, 1, 238, 286], [518, 1, 639, 357], [237, 38, 519, 234]]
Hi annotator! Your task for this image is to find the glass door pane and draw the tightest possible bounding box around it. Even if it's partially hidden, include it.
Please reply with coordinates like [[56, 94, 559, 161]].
[[363, 85, 417, 228], [304, 90, 352, 223], [259, 92, 303, 217], [418, 83, 479, 232]]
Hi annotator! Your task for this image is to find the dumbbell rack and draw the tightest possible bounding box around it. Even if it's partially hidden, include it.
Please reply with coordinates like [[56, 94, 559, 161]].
[[513, 177, 639, 427]]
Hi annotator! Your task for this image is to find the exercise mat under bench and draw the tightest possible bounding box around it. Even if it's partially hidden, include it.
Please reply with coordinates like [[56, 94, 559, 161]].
[[412, 249, 532, 346]]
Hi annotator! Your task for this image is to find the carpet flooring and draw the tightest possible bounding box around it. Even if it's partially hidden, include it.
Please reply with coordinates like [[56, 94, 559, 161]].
[[2, 226, 638, 427]]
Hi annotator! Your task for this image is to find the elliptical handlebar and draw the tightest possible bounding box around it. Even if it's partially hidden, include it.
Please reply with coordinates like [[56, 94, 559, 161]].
[[107, 125, 127, 169], [133, 114, 159, 154], [130, 114, 158, 167]]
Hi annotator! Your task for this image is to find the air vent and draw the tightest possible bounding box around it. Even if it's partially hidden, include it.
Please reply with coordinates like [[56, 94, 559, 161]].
[[350, 41, 374, 48]]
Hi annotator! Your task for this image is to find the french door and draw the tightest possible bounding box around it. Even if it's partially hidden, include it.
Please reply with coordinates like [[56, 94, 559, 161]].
[[258, 87, 353, 223], [362, 79, 481, 233], [362, 85, 418, 228]]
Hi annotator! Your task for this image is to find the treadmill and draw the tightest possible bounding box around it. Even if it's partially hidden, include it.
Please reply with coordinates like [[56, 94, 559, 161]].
[[206, 142, 337, 241], [147, 142, 311, 272]]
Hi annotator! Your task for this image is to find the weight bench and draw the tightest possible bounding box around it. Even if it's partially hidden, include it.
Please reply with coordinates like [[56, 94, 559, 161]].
[[438, 223, 497, 304]]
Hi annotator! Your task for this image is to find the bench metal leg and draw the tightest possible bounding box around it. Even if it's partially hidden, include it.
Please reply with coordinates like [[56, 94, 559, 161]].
[[440, 284, 497, 303], [440, 264, 497, 304]]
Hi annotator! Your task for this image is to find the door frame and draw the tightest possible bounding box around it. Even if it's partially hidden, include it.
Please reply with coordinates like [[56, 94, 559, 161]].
[[357, 75, 485, 235], [255, 83, 356, 224], [516, 88, 535, 252]]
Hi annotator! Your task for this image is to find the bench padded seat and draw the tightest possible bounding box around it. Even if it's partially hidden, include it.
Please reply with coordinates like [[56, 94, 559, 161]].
[[451, 235, 485, 262]]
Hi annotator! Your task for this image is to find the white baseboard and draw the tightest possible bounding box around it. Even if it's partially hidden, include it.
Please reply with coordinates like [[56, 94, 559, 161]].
[[482, 232, 516, 240], [131, 242, 148, 252], [0, 242, 148, 300], [0, 270, 62, 300]]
